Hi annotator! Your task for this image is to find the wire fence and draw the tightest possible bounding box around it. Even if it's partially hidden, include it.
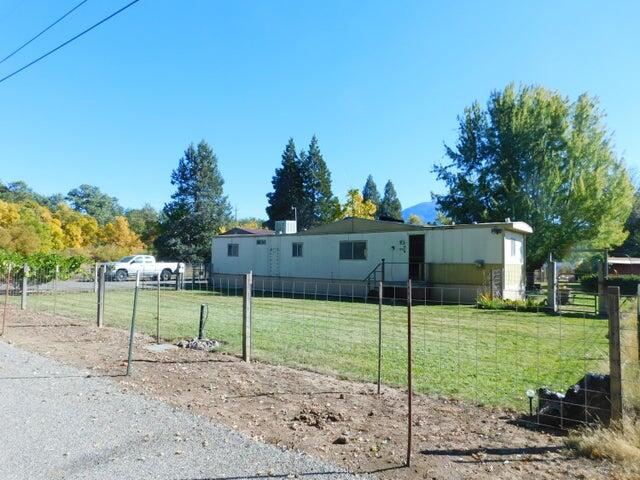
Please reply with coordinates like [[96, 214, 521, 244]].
[[1, 262, 639, 435]]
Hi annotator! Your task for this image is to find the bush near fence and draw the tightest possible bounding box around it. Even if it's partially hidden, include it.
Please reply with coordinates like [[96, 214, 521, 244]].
[[580, 274, 640, 295]]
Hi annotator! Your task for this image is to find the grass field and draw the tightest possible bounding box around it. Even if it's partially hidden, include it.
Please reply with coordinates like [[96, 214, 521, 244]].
[[9, 285, 615, 411]]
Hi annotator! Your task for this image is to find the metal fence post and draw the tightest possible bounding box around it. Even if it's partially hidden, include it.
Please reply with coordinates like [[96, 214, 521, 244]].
[[93, 262, 99, 293], [126, 271, 141, 376], [377, 281, 383, 395], [242, 272, 252, 362], [598, 258, 608, 316], [97, 265, 105, 327], [607, 286, 623, 424], [546, 260, 557, 313], [2, 264, 12, 336], [20, 264, 29, 310], [156, 276, 161, 344], [53, 265, 59, 314], [406, 278, 413, 467]]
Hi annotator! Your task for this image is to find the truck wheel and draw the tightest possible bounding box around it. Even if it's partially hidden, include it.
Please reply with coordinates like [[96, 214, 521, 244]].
[[160, 269, 172, 281], [115, 269, 128, 282]]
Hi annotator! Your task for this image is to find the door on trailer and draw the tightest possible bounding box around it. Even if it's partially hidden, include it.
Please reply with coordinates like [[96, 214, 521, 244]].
[[268, 248, 280, 277], [408, 234, 425, 281]]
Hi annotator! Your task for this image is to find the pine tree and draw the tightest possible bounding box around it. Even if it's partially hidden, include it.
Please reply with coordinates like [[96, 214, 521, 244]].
[[155, 141, 232, 263], [379, 180, 402, 219], [266, 138, 305, 229], [362, 175, 381, 207], [302, 135, 339, 227]]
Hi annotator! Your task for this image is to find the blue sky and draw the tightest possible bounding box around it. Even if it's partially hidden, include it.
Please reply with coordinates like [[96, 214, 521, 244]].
[[0, 0, 638, 219]]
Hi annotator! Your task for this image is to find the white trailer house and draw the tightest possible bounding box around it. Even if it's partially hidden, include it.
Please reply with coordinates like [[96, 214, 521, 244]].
[[211, 218, 532, 302]]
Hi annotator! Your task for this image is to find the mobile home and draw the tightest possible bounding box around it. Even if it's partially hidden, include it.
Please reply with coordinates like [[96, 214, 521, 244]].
[[211, 217, 532, 302]]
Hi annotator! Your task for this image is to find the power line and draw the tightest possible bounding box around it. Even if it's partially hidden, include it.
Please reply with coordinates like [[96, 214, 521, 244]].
[[0, 0, 89, 66], [0, 0, 141, 85]]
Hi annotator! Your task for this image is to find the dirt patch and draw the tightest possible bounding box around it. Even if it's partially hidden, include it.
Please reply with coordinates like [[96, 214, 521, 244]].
[[2, 308, 613, 479]]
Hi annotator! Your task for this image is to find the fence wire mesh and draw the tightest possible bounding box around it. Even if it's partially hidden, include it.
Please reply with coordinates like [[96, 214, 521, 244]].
[[2, 262, 639, 432]]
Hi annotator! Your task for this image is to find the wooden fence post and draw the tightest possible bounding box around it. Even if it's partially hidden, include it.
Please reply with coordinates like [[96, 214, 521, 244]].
[[637, 284, 640, 364], [96, 264, 105, 327], [608, 286, 623, 424], [242, 272, 252, 362], [20, 264, 29, 310]]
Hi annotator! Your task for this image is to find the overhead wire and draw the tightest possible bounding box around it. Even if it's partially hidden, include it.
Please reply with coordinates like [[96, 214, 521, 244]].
[[0, 0, 141, 85], [0, 0, 89, 66]]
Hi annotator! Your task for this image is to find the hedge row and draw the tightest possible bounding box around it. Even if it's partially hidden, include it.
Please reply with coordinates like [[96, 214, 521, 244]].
[[579, 274, 640, 295]]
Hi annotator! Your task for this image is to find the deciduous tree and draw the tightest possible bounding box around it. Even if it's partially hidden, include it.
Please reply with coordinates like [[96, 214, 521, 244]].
[[338, 189, 377, 219], [433, 83, 634, 269], [66, 184, 123, 225]]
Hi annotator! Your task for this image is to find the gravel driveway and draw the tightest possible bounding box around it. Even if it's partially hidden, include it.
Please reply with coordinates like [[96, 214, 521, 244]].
[[0, 341, 367, 480]]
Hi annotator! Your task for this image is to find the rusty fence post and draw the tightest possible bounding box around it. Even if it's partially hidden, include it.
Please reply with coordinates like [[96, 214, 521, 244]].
[[608, 286, 622, 424], [242, 272, 252, 362], [406, 278, 413, 467]]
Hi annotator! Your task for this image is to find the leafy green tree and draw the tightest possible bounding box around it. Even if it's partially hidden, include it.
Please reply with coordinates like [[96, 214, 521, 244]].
[[155, 141, 232, 263], [301, 135, 340, 227], [125, 204, 160, 246], [362, 175, 381, 207], [0, 180, 63, 210], [614, 187, 640, 256], [66, 184, 123, 225], [266, 138, 306, 229], [433, 83, 634, 270], [379, 180, 402, 219]]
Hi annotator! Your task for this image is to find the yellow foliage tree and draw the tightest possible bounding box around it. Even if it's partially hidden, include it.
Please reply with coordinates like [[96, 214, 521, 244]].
[[98, 216, 145, 259], [337, 189, 377, 220]]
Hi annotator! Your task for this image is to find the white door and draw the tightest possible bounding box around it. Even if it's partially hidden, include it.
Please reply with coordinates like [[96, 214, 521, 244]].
[[269, 248, 280, 277]]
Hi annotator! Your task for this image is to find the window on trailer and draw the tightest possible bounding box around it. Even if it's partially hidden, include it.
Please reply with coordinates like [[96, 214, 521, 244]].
[[227, 243, 239, 257], [339, 240, 367, 260], [292, 242, 303, 257]]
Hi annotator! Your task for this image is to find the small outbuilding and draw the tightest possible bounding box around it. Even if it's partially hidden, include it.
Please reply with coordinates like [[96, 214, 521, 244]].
[[211, 217, 532, 302]]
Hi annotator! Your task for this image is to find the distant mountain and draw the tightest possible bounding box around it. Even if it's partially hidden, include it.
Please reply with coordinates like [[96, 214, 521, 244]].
[[402, 202, 437, 223]]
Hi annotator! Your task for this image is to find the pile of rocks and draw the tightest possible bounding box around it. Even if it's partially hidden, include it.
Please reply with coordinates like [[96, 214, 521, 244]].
[[175, 338, 222, 352], [537, 373, 611, 428]]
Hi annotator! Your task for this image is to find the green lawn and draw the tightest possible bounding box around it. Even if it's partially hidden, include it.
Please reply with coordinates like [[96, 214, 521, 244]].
[[12, 286, 613, 411]]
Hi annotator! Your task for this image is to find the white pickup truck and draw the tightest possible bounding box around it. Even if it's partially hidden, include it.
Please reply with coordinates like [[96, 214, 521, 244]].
[[105, 255, 185, 282]]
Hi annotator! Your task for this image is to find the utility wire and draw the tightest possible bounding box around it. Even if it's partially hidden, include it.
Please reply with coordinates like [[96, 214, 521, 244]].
[[0, 0, 141, 85], [0, 0, 89, 66]]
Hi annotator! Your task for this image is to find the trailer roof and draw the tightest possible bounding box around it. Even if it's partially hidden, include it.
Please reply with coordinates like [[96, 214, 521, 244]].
[[215, 217, 533, 238]]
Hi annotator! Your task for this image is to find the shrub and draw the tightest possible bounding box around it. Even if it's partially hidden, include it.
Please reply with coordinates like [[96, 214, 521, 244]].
[[580, 274, 640, 295], [0, 249, 86, 280], [476, 293, 545, 311]]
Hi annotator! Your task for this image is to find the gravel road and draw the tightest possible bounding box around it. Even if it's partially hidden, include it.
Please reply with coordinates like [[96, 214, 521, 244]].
[[0, 341, 368, 480]]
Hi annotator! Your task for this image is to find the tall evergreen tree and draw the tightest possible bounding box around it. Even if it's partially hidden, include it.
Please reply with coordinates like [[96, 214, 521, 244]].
[[155, 141, 232, 263], [362, 175, 381, 207], [266, 138, 305, 229], [301, 135, 339, 227], [379, 180, 402, 219]]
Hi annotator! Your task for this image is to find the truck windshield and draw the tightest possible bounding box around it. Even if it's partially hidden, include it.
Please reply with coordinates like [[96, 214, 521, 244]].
[[118, 256, 135, 263]]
